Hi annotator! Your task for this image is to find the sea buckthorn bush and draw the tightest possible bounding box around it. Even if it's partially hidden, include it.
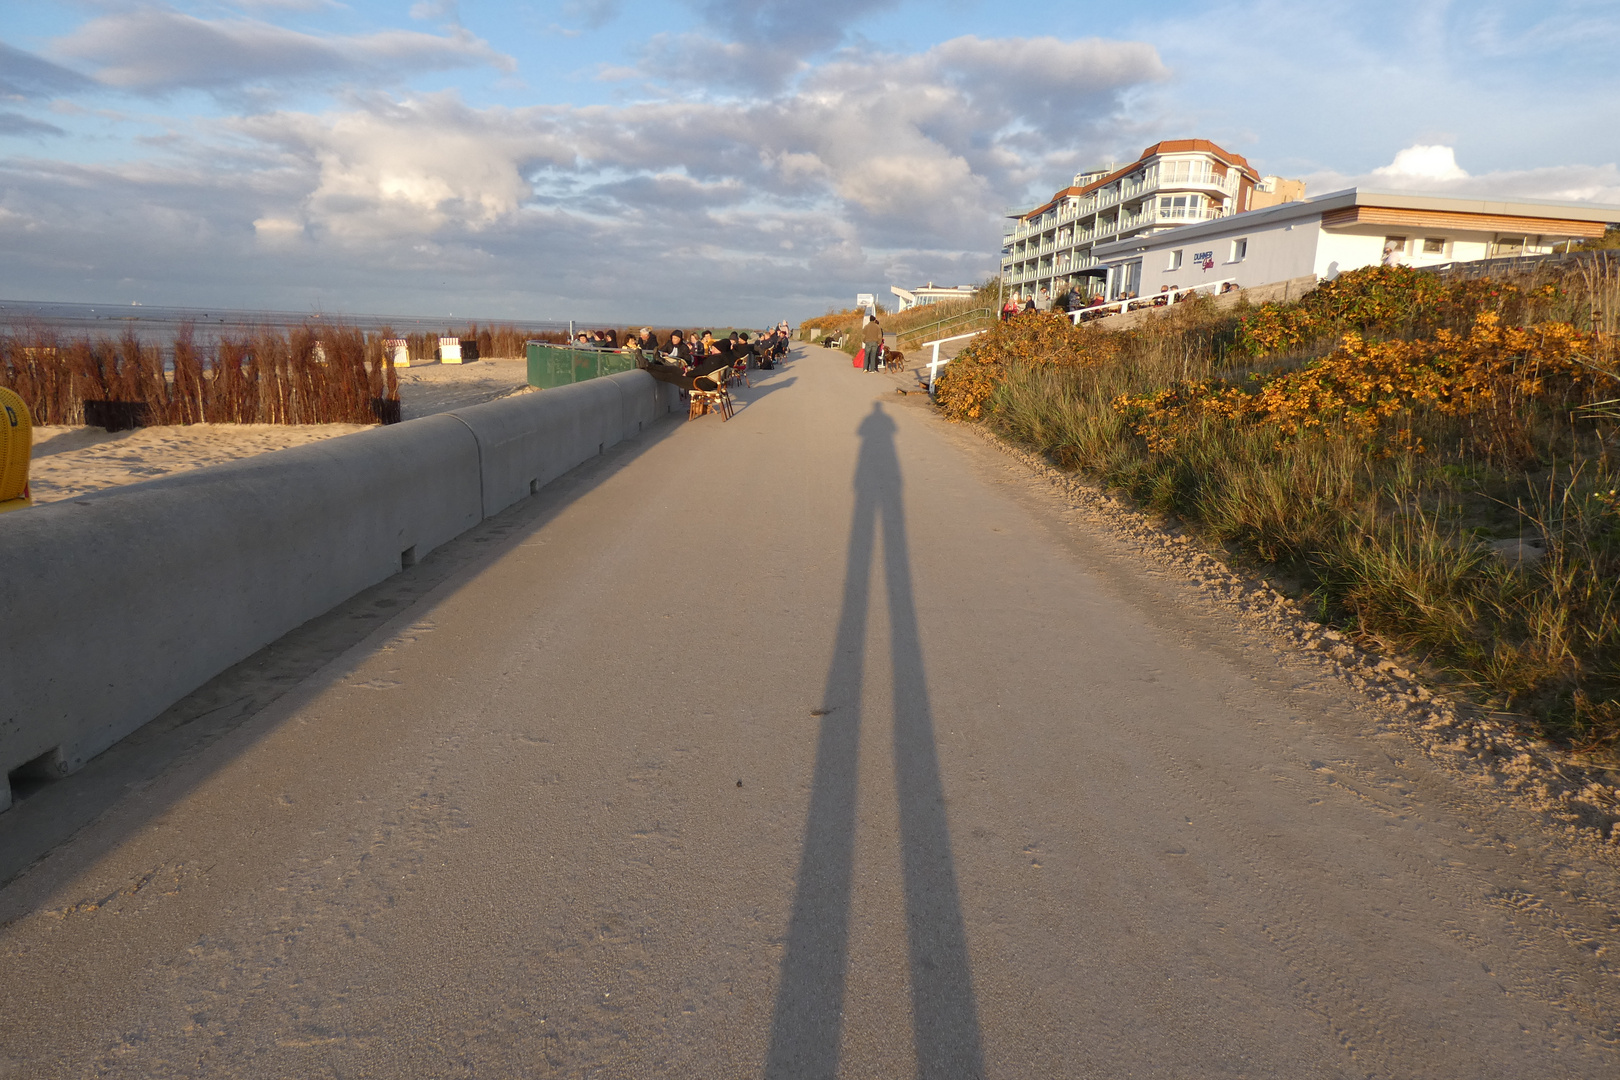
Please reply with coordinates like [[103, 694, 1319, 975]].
[[940, 259, 1620, 750]]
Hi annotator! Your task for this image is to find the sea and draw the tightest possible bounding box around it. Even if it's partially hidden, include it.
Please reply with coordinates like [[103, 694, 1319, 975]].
[[0, 299, 571, 350]]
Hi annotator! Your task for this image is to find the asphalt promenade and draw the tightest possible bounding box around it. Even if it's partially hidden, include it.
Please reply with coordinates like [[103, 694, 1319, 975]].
[[1, 344, 1617, 1078]]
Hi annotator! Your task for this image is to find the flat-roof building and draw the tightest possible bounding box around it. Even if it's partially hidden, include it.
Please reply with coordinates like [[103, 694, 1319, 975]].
[[889, 283, 978, 311], [1001, 139, 1283, 299], [1092, 188, 1620, 300]]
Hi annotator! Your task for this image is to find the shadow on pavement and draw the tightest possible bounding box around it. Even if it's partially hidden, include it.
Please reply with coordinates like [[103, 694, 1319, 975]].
[[766, 401, 984, 1079], [729, 375, 796, 412], [0, 412, 687, 902]]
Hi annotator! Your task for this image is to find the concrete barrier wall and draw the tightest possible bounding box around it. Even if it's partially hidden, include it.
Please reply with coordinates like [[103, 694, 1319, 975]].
[[0, 369, 677, 811]]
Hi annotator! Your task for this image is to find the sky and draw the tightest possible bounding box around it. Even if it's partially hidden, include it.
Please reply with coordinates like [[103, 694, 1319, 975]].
[[1, 0, 1618, 325]]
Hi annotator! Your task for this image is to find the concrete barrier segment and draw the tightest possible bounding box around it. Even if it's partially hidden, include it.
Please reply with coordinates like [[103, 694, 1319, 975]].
[[447, 377, 624, 519], [604, 369, 673, 433], [0, 415, 482, 805], [0, 372, 677, 811]]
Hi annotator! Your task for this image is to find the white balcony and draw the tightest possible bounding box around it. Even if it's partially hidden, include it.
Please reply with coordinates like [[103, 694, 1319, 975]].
[[1009, 163, 1242, 240], [1155, 206, 1226, 223]]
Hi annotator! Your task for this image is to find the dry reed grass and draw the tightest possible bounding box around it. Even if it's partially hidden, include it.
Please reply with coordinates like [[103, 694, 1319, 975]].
[[1, 322, 401, 426]]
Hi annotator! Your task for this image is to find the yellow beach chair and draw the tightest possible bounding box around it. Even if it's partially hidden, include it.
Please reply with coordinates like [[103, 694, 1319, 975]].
[[0, 386, 33, 514]]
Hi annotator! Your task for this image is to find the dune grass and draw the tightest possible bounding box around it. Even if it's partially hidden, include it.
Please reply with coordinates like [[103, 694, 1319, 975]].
[[936, 261, 1620, 750]]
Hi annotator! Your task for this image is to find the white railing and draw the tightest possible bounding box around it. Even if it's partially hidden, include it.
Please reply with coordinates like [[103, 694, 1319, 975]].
[[1156, 206, 1226, 223], [920, 330, 989, 393], [1010, 166, 1243, 240], [1070, 279, 1237, 324]]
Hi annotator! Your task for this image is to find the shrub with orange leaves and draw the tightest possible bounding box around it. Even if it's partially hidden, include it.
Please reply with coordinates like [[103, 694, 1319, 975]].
[[935, 312, 1120, 420], [1119, 314, 1613, 462], [1229, 265, 1555, 358]]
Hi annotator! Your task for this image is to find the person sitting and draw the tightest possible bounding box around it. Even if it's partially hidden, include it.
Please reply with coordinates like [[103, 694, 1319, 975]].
[[621, 333, 645, 366], [659, 330, 693, 370], [574, 332, 592, 347], [604, 328, 619, 347], [641, 327, 659, 352], [698, 331, 728, 369]]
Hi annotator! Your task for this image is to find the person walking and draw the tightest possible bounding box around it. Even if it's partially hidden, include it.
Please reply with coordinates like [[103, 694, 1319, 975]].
[[861, 315, 883, 373]]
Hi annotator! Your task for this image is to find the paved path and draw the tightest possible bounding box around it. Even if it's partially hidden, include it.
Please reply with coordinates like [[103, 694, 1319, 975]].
[[2, 346, 1618, 1078]]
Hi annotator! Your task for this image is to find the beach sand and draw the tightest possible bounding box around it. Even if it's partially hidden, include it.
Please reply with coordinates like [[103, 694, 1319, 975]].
[[22, 356, 534, 504], [396, 355, 531, 420]]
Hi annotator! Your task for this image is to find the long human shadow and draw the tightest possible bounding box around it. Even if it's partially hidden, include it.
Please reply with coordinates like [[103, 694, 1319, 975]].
[[766, 402, 983, 1079]]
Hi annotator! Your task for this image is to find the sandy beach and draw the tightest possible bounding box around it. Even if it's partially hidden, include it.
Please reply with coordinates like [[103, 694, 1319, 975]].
[[395, 355, 531, 420], [20, 356, 534, 504]]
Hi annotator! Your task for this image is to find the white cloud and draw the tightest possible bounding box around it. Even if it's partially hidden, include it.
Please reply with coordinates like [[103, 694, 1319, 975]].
[[0, 30, 1170, 320], [0, 41, 93, 99], [54, 7, 513, 94], [1371, 145, 1468, 183], [0, 112, 67, 138], [239, 94, 551, 238], [689, 0, 902, 51], [562, 0, 623, 31], [1307, 145, 1620, 205]]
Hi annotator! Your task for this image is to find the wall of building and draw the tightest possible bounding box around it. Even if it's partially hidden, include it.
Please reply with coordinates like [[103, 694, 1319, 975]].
[[0, 371, 679, 812], [1125, 214, 1323, 296], [1110, 216, 1571, 298], [1313, 228, 1386, 280]]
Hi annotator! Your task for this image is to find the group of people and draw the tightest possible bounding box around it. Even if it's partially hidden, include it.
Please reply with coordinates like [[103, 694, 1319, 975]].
[[641, 322, 792, 377], [1002, 280, 1246, 322], [1000, 285, 1106, 319], [573, 328, 623, 348], [563, 323, 792, 377]]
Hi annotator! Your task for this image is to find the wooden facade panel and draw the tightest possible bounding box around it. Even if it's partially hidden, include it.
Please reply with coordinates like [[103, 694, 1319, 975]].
[[1320, 205, 1605, 238]]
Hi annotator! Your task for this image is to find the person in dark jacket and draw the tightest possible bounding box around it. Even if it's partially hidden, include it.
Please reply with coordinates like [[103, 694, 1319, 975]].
[[661, 330, 693, 370], [861, 316, 883, 372]]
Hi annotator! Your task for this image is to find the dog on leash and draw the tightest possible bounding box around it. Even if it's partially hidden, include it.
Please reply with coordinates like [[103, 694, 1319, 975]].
[[884, 350, 906, 373]]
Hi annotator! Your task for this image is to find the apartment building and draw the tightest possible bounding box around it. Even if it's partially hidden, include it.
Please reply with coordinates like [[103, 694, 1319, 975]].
[[1093, 188, 1620, 299], [1000, 140, 1269, 299]]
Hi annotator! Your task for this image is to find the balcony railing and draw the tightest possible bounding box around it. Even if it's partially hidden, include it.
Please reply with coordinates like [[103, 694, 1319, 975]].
[[1010, 165, 1242, 240], [1156, 206, 1227, 223]]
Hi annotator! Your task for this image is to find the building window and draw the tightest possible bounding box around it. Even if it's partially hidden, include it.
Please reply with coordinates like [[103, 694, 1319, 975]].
[[1492, 236, 1526, 257], [1230, 238, 1248, 262], [1168, 249, 1183, 270], [1422, 237, 1446, 255]]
